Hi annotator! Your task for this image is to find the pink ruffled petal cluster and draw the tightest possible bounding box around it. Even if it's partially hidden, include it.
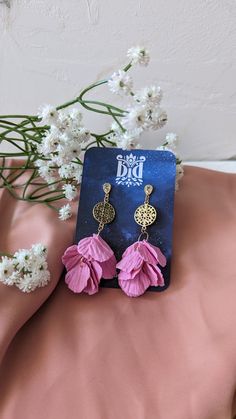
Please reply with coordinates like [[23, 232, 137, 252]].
[[116, 240, 166, 297], [62, 234, 116, 295]]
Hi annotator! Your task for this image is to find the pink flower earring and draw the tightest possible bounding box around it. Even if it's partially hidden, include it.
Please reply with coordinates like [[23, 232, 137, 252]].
[[116, 184, 166, 297], [62, 183, 117, 295]]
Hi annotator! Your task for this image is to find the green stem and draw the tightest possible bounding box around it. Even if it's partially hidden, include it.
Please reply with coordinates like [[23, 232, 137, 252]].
[[82, 100, 125, 114], [45, 202, 58, 212], [6, 169, 25, 185], [79, 79, 108, 100], [106, 107, 125, 132], [0, 136, 28, 143], [82, 140, 98, 150], [0, 115, 38, 120], [29, 179, 62, 198], [123, 62, 133, 72], [101, 137, 116, 147], [4, 139, 26, 153], [0, 124, 32, 141], [22, 168, 37, 198], [29, 189, 63, 200], [0, 152, 28, 157], [0, 166, 35, 170], [78, 100, 125, 117], [44, 194, 65, 203]]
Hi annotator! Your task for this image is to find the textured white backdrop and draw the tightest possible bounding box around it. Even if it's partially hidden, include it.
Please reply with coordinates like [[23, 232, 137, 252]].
[[0, 0, 235, 159]]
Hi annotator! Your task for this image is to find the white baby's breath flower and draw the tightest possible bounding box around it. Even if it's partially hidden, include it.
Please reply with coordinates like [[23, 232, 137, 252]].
[[165, 132, 178, 149], [38, 105, 58, 125], [134, 86, 162, 106], [175, 163, 184, 191], [35, 159, 51, 171], [69, 141, 82, 158], [5, 271, 20, 286], [12, 243, 50, 292], [29, 254, 46, 271], [51, 136, 81, 165], [59, 163, 83, 183], [40, 270, 51, 287], [52, 145, 73, 166], [58, 164, 74, 179], [14, 249, 32, 270], [69, 108, 83, 127], [16, 270, 50, 293], [34, 267, 51, 287], [72, 127, 91, 144], [0, 257, 16, 285], [31, 243, 47, 257], [123, 106, 148, 131], [72, 164, 83, 183], [37, 161, 57, 184], [57, 111, 73, 132], [16, 273, 37, 293], [58, 109, 83, 132], [59, 204, 72, 221], [62, 183, 78, 201], [147, 108, 168, 130], [39, 127, 62, 155], [59, 132, 71, 146], [116, 128, 142, 150], [127, 46, 150, 66], [108, 70, 133, 95], [111, 121, 123, 134]]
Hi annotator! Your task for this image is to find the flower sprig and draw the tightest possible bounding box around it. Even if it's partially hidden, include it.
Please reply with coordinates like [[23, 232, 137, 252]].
[[0, 46, 183, 221], [0, 244, 50, 293]]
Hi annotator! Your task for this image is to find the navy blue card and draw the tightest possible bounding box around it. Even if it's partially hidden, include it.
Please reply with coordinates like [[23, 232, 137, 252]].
[[75, 147, 176, 292]]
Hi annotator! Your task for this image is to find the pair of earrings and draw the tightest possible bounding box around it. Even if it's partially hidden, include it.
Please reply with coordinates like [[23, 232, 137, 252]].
[[62, 183, 166, 298]]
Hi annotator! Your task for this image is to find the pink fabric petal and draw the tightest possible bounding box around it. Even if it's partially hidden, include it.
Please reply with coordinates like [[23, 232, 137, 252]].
[[63, 235, 115, 294], [119, 240, 165, 266], [116, 250, 143, 273], [145, 242, 167, 267], [77, 234, 114, 262], [136, 241, 158, 265], [121, 242, 138, 258], [99, 254, 117, 279], [143, 263, 165, 287], [118, 272, 150, 297], [83, 261, 102, 295], [65, 260, 90, 293], [62, 245, 81, 271], [65, 259, 103, 295], [117, 241, 166, 297], [118, 270, 131, 281], [118, 264, 143, 280]]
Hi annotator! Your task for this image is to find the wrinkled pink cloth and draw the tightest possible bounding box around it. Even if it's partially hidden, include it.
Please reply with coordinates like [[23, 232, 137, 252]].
[[0, 166, 236, 419]]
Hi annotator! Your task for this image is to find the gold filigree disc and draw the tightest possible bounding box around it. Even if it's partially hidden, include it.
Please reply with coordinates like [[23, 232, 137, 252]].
[[134, 204, 157, 227], [93, 202, 115, 224]]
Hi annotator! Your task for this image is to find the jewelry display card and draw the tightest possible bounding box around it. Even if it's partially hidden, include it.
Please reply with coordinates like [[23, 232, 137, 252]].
[[75, 147, 176, 292]]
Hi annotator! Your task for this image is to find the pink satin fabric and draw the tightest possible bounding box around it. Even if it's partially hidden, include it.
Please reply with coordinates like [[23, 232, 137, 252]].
[[0, 166, 236, 419]]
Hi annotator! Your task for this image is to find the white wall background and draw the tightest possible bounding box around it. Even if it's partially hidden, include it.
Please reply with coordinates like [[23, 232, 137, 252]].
[[0, 0, 235, 160]]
